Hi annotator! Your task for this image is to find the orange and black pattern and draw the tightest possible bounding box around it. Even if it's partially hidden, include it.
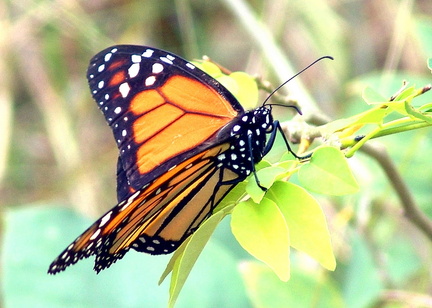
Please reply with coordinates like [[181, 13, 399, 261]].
[[48, 45, 275, 274]]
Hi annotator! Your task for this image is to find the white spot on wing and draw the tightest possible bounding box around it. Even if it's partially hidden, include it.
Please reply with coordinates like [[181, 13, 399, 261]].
[[128, 63, 140, 78], [145, 76, 156, 86], [114, 106, 122, 114], [131, 54, 142, 63], [119, 82, 130, 98], [160, 56, 173, 64], [121, 190, 141, 211], [152, 63, 164, 74], [142, 49, 154, 58], [104, 53, 112, 62], [99, 211, 112, 227], [90, 228, 101, 240]]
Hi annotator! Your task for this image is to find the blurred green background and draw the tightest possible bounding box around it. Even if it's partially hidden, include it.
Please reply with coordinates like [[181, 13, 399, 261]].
[[1, 0, 432, 307]]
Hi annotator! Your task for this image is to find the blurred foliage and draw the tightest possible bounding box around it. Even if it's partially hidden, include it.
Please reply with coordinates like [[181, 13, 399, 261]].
[[1, 0, 432, 307]]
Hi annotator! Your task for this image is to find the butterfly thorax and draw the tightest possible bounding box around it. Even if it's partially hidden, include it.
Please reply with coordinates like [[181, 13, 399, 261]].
[[216, 106, 273, 177]]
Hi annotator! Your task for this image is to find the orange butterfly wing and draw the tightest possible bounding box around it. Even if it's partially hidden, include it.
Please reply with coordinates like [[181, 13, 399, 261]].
[[86, 46, 243, 201], [49, 45, 275, 274], [48, 144, 243, 273]]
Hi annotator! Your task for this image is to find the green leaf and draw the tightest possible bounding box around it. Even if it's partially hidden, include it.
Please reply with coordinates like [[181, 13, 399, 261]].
[[274, 158, 298, 171], [298, 146, 359, 195], [405, 100, 432, 124], [217, 75, 240, 98], [192, 60, 258, 110], [229, 71, 259, 109], [192, 60, 222, 78], [267, 182, 336, 271], [392, 86, 416, 101], [240, 261, 344, 308], [362, 85, 417, 116], [158, 238, 192, 286], [246, 166, 286, 203], [255, 159, 273, 170], [319, 107, 390, 136], [165, 210, 226, 308], [231, 198, 290, 281]]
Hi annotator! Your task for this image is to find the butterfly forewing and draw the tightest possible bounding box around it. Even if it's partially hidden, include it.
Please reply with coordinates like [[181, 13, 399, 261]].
[[87, 45, 244, 200]]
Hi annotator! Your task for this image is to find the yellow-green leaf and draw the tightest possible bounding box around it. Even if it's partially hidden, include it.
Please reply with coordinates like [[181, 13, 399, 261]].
[[191, 60, 222, 78], [163, 210, 225, 308], [229, 71, 259, 109], [298, 146, 359, 195], [267, 182, 336, 271], [246, 166, 286, 203], [231, 198, 290, 281]]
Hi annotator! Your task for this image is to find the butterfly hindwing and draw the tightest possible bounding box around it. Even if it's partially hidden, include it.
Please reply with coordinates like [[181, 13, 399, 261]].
[[48, 144, 243, 274]]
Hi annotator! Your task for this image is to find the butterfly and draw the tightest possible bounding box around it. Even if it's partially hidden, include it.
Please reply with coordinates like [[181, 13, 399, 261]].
[[48, 45, 301, 274]]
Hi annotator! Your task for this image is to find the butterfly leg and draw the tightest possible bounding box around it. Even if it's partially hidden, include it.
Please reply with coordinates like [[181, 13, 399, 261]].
[[273, 120, 312, 160], [245, 133, 268, 191]]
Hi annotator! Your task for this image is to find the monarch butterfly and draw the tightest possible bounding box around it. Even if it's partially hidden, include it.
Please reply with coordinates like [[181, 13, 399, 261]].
[[48, 45, 306, 274]]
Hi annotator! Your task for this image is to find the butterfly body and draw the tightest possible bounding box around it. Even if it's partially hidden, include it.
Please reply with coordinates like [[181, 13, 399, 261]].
[[48, 45, 278, 274]]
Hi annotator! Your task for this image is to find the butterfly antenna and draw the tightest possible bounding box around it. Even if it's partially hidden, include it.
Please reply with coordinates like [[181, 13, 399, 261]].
[[262, 56, 334, 108]]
